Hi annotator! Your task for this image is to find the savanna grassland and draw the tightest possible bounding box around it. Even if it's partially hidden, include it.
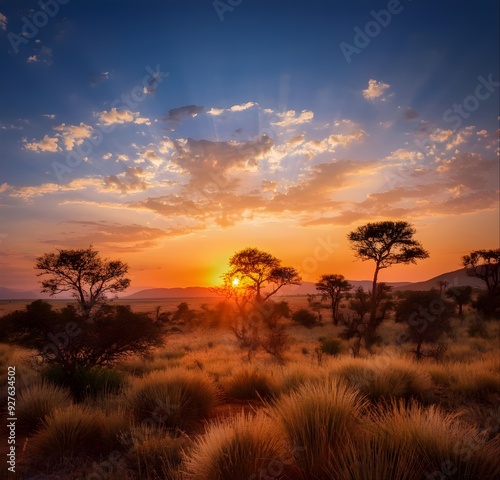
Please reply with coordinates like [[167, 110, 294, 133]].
[[1, 295, 499, 480]]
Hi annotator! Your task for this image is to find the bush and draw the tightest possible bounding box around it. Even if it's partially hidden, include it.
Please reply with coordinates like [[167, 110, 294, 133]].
[[372, 400, 500, 479], [184, 412, 289, 480], [123, 425, 187, 479], [17, 382, 72, 432], [43, 365, 124, 401], [292, 309, 318, 328], [320, 338, 343, 356], [3, 301, 164, 399], [271, 380, 367, 479], [30, 405, 127, 459], [222, 368, 276, 400], [126, 369, 218, 430]]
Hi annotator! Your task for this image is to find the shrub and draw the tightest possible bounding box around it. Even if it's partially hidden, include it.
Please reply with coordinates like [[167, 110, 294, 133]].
[[184, 412, 289, 480], [43, 365, 124, 401], [271, 379, 367, 479], [331, 357, 431, 401], [30, 405, 127, 459], [372, 400, 500, 479], [326, 433, 423, 480], [17, 382, 72, 432], [320, 338, 343, 356], [124, 425, 187, 479], [292, 309, 318, 328], [126, 369, 218, 430], [222, 368, 276, 400]]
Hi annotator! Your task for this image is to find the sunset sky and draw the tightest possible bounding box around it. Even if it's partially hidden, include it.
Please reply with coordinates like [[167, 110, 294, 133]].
[[0, 0, 498, 293]]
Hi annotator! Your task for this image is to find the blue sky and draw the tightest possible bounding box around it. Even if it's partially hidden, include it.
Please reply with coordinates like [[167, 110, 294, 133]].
[[0, 0, 498, 290]]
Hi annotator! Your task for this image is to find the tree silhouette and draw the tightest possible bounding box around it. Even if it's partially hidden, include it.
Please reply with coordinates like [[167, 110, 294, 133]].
[[348, 221, 429, 345], [219, 247, 301, 303], [315, 274, 352, 325], [463, 249, 500, 297], [35, 246, 130, 319], [445, 285, 472, 316]]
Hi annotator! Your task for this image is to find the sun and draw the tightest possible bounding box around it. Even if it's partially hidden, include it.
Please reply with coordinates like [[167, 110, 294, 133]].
[[232, 277, 240, 287]]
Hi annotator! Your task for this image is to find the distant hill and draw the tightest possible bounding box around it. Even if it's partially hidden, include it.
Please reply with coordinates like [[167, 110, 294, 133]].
[[0, 287, 39, 300], [393, 268, 485, 292], [125, 287, 220, 299], [125, 280, 412, 299]]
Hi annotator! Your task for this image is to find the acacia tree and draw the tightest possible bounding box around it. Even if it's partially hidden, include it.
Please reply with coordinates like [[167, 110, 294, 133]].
[[463, 249, 500, 297], [445, 285, 472, 316], [35, 246, 130, 319], [348, 221, 429, 345], [315, 274, 352, 325], [220, 247, 301, 303], [463, 249, 500, 317]]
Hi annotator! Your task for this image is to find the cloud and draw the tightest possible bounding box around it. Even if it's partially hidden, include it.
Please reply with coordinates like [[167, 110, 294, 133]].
[[363, 79, 391, 101], [53, 122, 93, 150], [90, 71, 112, 87], [229, 102, 256, 112], [24, 135, 59, 153], [271, 110, 314, 127], [165, 105, 204, 125], [207, 107, 225, 116], [0, 12, 6, 30], [103, 166, 149, 193], [27, 55, 38, 63], [44, 221, 170, 252], [97, 108, 150, 126], [42, 114, 56, 119]]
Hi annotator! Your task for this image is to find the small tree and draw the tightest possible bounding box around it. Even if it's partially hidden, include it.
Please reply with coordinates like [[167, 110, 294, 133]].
[[463, 249, 500, 317], [35, 246, 130, 319], [348, 221, 429, 345], [445, 285, 472, 316], [219, 247, 301, 303], [315, 274, 352, 325], [395, 290, 453, 360], [3, 301, 164, 399]]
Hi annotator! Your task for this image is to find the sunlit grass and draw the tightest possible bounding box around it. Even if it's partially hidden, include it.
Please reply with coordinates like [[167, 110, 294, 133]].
[[184, 411, 288, 480]]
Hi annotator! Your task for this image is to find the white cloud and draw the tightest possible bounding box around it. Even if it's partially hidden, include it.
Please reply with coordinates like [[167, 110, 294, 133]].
[[53, 122, 93, 150], [476, 129, 488, 136], [207, 108, 225, 116], [43, 114, 56, 119], [386, 148, 424, 161], [0, 12, 7, 31], [229, 101, 256, 112], [363, 79, 391, 101], [27, 55, 38, 63], [271, 110, 314, 127], [102, 153, 113, 160], [429, 128, 454, 143], [97, 108, 150, 126], [24, 135, 59, 153]]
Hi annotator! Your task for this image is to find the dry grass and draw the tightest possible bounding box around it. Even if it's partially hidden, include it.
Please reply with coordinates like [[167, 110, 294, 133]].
[[125, 368, 219, 430], [220, 367, 277, 400], [270, 379, 368, 479], [16, 381, 72, 432], [371, 400, 500, 479], [184, 411, 288, 480], [30, 404, 128, 460]]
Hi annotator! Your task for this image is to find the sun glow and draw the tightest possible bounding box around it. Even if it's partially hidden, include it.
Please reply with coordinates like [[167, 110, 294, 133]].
[[232, 278, 240, 287]]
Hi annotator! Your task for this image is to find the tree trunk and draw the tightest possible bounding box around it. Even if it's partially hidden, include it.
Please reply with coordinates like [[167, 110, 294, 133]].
[[415, 340, 422, 360], [369, 265, 380, 325], [332, 299, 337, 325]]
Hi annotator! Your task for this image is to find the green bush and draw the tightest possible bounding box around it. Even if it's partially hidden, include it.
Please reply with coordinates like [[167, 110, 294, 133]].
[[43, 365, 124, 401], [292, 309, 318, 328]]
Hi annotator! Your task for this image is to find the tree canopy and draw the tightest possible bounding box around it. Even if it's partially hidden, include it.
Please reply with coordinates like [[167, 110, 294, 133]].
[[220, 247, 301, 303], [35, 246, 130, 318], [463, 249, 500, 297], [315, 274, 352, 325]]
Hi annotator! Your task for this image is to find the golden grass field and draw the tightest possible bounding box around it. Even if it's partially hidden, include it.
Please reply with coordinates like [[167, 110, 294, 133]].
[[1, 296, 499, 479]]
